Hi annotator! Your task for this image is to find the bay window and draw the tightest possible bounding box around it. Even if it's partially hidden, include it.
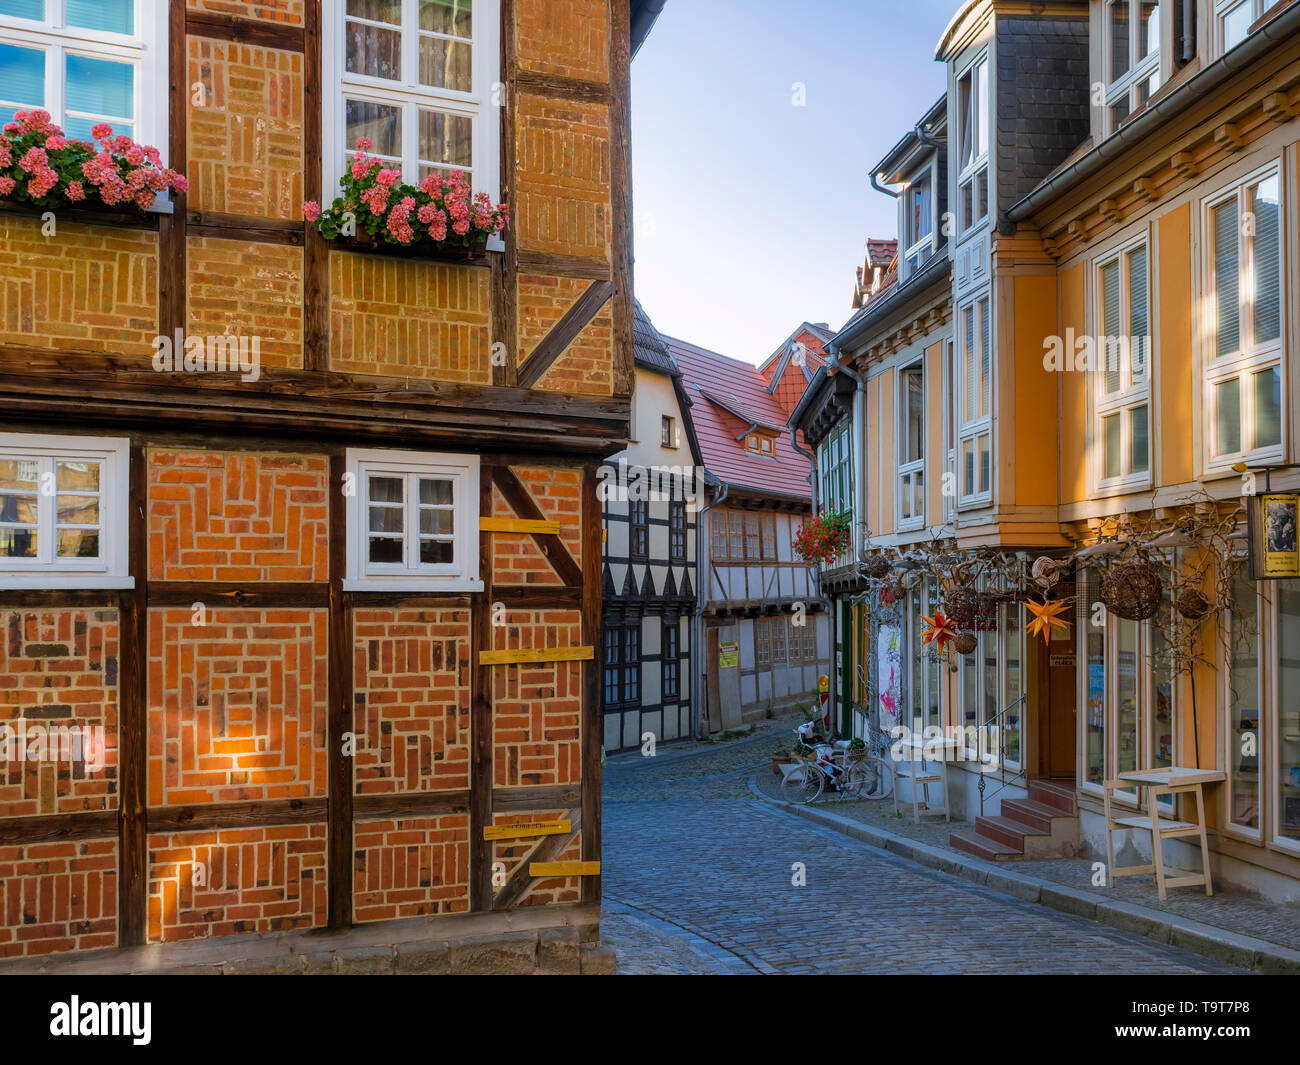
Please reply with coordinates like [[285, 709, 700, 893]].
[[956, 55, 988, 233], [1103, 0, 1161, 134], [957, 297, 991, 503], [1204, 165, 1283, 470], [328, 0, 500, 201], [903, 170, 934, 277], [1094, 239, 1151, 487], [817, 420, 853, 566], [897, 363, 924, 528]]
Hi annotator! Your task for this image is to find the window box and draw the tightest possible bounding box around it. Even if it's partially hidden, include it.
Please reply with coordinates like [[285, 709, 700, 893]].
[[0, 432, 131, 589], [343, 447, 481, 592], [330, 227, 490, 264]]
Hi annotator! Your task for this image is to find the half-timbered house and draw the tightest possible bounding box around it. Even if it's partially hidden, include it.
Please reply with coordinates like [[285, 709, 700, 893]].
[[0, 0, 661, 964]]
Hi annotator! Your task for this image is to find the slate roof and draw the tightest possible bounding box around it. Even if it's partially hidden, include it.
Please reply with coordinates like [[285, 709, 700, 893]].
[[632, 299, 678, 376], [662, 335, 813, 501]]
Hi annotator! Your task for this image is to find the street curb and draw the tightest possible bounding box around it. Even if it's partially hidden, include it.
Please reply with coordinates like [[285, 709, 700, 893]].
[[748, 776, 1300, 975]]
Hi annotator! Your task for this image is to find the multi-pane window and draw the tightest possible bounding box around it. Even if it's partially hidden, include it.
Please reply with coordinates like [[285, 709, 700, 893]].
[[817, 420, 852, 564], [1104, 0, 1161, 133], [1227, 573, 1260, 832], [603, 624, 640, 710], [1095, 240, 1151, 486], [629, 497, 648, 559], [661, 415, 678, 448], [0, 0, 163, 145], [669, 498, 686, 561], [956, 55, 989, 232], [771, 615, 787, 664], [345, 448, 479, 589], [744, 512, 760, 560], [1215, 0, 1263, 55], [958, 297, 992, 501], [754, 617, 771, 668], [1205, 166, 1283, 468], [898, 363, 924, 526], [903, 170, 933, 276], [0, 434, 129, 588], [711, 509, 776, 562], [661, 620, 679, 702], [761, 513, 776, 560], [333, 0, 499, 198]]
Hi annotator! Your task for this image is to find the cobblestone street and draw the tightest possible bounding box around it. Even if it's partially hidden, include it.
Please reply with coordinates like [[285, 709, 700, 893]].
[[602, 723, 1245, 975]]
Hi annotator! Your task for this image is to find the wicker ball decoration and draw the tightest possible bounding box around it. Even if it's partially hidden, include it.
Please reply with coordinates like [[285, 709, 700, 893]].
[[945, 587, 978, 628], [863, 555, 891, 580], [1175, 588, 1210, 620], [1032, 555, 1064, 589], [952, 632, 979, 655], [1100, 561, 1163, 621]]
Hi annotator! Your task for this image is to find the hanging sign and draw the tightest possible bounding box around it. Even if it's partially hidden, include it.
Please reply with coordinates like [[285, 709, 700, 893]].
[[1248, 492, 1300, 579]]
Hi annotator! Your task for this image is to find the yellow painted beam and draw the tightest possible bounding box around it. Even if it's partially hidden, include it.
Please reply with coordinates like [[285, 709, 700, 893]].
[[478, 646, 594, 665], [529, 860, 601, 877], [479, 516, 561, 534], [482, 819, 572, 841]]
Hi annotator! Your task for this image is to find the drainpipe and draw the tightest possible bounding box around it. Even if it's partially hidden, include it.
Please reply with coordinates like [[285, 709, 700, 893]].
[[870, 171, 899, 199], [692, 474, 726, 739], [790, 424, 835, 736], [1181, 0, 1194, 62]]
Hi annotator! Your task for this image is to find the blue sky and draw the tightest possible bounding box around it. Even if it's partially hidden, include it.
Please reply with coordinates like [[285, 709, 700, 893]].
[[630, 0, 956, 364]]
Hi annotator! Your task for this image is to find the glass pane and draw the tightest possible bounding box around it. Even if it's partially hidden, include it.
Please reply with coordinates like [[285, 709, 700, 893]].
[[1004, 607, 1021, 765], [1110, 0, 1131, 81], [0, 43, 45, 108], [962, 306, 976, 422], [1109, 97, 1130, 131], [348, 0, 401, 23], [1215, 376, 1242, 456], [963, 440, 975, 497], [0, 0, 43, 19], [1127, 246, 1149, 379], [1085, 571, 1106, 786], [978, 434, 990, 493], [1250, 175, 1281, 345], [979, 300, 991, 417], [962, 646, 978, 726], [1151, 613, 1174, 775], [67, 0, 132, 34], [57, 461, 99, 491], [420, 0, 472, 37], [975, 167, 988, 221], [419, 538, 454, 564], [418, 478, 452, 505], [1229, 574, 1259, 829], [368, 506, 403, 533], [368, 475, 403, 503], [1278, 580, 1300, 843], [56, 529, 98, 558], [0, 494, 37, 524], [368, 537, 403, 564], [0, 459, 39, 492], [65, 54, 134, 121], [1223, 2, 1253, 51], [346, 22, 401, 80], [420, 508, 453, 535], [1129, 404, 1149, 474], [346, 98, 401, 158], [1213, 199, 1241, 358], [1102, 412, 1121, 480], [418, 108, 472, 169], [1117, 618, 1138, 775], [1253, 366, 1281, 450], [0, 527, 36, 558], [1101, 259, 1122, 393], [1138, 0, 1159, 59], [906, 370, 923, 462], [975, 60, 988, 158], [56, 495, 98, 525], [419, 35, 471, 92], [64, 115, 131, 141]]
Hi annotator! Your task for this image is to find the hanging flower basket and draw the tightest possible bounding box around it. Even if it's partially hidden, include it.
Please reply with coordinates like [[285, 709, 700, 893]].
[[1101, 560, 1163, 621], [793, 509, 851, 565], [0, 111, 187, 214], [304, 138, 508, 251]]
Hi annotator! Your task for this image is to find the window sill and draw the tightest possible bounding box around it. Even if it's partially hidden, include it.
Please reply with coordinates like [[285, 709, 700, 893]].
[[328, 230, 492, 265], [1093, 476, 1152, 497], [344, 577, 484, 593], [0, 575, 134, 589]]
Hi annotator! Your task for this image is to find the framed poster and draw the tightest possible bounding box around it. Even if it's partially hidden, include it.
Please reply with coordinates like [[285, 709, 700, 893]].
[[1249, 492, 1300, 579]]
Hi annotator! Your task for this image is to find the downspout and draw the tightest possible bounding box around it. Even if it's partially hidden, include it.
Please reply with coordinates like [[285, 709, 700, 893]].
[[692, 474, 726, 739], [790, 424, 833, 735], [1181, 0, 1194, 62], [870, 171, 899, 199]]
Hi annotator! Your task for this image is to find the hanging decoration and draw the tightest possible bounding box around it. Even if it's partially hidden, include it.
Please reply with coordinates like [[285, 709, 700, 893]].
[[1023, 598, 1073, 645], [1099, 558, 1163, 621], [951, 632, 978, 655], [918, 611, 958, 651]]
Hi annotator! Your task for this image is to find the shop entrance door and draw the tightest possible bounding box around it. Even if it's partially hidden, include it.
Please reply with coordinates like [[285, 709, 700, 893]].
[[1038, 597, 1078, 779]]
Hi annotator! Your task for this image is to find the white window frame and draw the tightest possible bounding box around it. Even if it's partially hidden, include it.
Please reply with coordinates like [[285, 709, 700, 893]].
[[955, 53, 988, 235], [0, 432, 130, 589], [956, 296, 992, 506], [1201, 159, 1285, 475], [896, 360, 925, 532], [1102, 0, 1162, 135], [1214, 0, 1264, 56], [323, 0, 501, 234], [1091, 234, 1153, 491], [943, 338, 956, 523], [344, 447, 482, 592], [902, 166, 935, 278], [0, 0, 169, 205], [1223, 567, 1263, 841]]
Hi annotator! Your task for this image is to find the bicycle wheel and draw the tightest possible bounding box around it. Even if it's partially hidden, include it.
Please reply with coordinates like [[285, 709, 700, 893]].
[[780, 762, 825, 804], [846, 756, 892, 800]]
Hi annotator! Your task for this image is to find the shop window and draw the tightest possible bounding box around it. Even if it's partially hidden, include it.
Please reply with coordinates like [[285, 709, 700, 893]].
[[1084, 571, 1107, 787], [1228, 573, 1261, 832], [1276, 580, 1300, 847]]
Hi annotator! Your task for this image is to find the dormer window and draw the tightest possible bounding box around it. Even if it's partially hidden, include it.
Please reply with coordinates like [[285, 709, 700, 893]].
[[904, 171, 933, 276], [745, 432, 776, 457], [956, 55, 988, 234], [1104, 0, 1161, 134]]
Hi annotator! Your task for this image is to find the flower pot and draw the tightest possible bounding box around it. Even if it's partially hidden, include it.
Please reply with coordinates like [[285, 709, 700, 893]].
[[772, 756, 792, 776], [331, 229, 490, 263]]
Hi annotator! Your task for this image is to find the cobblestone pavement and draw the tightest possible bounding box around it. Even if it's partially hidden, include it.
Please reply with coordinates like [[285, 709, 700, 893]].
[[603, 722, 1244, 974]]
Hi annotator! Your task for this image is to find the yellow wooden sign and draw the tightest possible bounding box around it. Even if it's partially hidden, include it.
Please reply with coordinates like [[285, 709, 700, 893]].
[[479, 516, 561, 535], [482, 819, 571, 841], [479, 646, 594, 665], [529, 860, 601, 877]]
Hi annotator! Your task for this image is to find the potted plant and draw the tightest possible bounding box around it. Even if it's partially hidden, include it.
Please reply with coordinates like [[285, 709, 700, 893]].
[[793, 509, 851, 566], [791, 741, 815, 762], [772, 744, 793, 775], [304, 138, 508, 255], [847, 736, 867, 761], [0, 110, 187, 215]]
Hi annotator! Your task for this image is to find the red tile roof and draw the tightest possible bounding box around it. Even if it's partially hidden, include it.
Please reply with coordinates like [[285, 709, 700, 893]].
[[663, 335, 814, 501]]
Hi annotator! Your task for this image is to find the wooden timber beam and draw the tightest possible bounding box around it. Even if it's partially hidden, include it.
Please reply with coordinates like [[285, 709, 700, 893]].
[[516, 279, 614, 389], [490, 468, 584, 586]]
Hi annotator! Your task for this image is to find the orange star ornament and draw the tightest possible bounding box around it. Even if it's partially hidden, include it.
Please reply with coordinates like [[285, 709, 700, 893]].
[[919, 611, 958, 651], [1024, 598, 1072, 645]]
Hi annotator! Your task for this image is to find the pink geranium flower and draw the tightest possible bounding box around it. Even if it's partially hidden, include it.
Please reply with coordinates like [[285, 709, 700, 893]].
[[90, 123, 113, 140], [303, 200, 321, 222], [66, 180, 85, 201]]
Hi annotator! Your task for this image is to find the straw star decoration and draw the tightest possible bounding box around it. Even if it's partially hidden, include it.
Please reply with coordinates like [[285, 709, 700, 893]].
[[1024, 598, 1072, 645], [919, 611, 958, 651]]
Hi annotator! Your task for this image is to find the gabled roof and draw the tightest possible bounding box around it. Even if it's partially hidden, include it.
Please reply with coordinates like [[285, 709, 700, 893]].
[[632, 299, 678, 377], [663, 335, 813, 501], [757, 322, 834, 375]]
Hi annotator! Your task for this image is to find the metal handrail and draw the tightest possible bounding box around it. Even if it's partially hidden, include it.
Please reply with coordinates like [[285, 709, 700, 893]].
[[976, 692, 1028, 816]]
